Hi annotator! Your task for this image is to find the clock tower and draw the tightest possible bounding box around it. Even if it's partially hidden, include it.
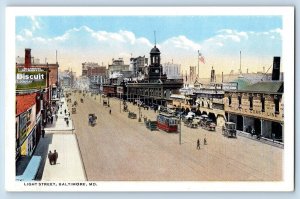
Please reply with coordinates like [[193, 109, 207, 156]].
[[146, 45, 167, 82]]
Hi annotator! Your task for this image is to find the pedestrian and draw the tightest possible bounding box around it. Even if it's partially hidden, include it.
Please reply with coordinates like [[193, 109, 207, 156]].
[[204, 137, 207, 145], [48, 151, 53, 165], [66, 119, 69, 126], [251, 128, 255, 137], [42, 129, 45, 138], [109, 109, 111, 114], [50, 116, 53, 124], [64, 109, 66, 114], [53, 150, 58, 165], [197, 139, 200, 150], [55, 114, 58, 121]]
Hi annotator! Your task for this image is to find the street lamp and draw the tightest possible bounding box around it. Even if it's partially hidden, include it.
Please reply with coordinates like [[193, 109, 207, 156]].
[[120, 93, 122, 113], [138, 106, 141, 122]]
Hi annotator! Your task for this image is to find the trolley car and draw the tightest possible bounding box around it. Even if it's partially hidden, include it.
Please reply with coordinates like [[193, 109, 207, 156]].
[[157, 113, 178, 133]]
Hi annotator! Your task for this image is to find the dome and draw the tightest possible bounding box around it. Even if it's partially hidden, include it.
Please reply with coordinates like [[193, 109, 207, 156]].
[[150, 45, 160, 54]]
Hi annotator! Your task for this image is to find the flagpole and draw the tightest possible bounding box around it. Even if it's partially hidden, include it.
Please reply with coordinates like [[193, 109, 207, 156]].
[[197, 50, 199, 80]]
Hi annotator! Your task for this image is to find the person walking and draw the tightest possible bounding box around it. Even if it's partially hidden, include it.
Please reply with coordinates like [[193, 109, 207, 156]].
[[48, 151, 53, 165], [109, 109, 111, 114], [42, 129, 45, 138], [55, 114, 58, 121], [66, 119, 69, 126], [64, 109, 66, 114], [53, 150, 58, 165], [204, 134, 207, 145], [50, 116, 53, 124], [197, 139, 200, 150]]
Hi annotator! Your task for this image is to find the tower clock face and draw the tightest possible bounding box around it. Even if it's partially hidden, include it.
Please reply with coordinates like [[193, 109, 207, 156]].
[[155, 69, 159, 73]]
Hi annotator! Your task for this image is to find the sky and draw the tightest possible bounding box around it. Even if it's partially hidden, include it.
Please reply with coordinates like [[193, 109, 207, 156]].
[[15, 16, 282, 77]]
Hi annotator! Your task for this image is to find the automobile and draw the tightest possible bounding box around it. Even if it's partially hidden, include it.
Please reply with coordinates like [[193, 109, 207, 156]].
[[88, 114, 97, 126], [222, 122, 237, 138], [193, 116, 202, 125], [204, 119, 216, 131]]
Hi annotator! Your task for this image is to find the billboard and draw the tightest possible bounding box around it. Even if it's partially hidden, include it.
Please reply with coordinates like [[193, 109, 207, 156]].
[[16, 68, 47, 90], [18, 104, 36, 147]]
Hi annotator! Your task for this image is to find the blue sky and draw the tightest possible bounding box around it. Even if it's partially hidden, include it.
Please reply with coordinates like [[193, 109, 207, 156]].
[[15, 16, 282, 76]]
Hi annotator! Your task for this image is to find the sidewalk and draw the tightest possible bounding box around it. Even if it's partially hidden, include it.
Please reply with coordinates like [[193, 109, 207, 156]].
[[34, 97, 86, 181], [44, 97, 74, 132], [237, 130, 284, 149], [41, 134, 86, 181]]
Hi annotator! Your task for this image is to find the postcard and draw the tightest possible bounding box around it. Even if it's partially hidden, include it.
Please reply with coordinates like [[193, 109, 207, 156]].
[[5, 6, 294, 191]]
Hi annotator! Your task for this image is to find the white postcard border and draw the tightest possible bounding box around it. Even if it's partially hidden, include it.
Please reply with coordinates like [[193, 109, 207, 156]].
[[5, 6, 294, 192]]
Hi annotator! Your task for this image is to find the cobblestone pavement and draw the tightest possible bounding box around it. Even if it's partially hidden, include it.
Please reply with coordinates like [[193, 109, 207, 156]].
[[69, 92, 282, 181]]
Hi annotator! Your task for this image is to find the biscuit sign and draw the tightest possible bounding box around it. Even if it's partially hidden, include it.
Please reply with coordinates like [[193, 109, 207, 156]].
[[16, 68, 47, 90]]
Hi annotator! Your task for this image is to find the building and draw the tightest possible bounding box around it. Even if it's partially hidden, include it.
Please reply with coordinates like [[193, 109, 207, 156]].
[[194, 82, 238, 127], [126, 45, 183, 106], [162, 62, 181, 79], [15, 48, 55, 166], [108, 58, 130, 78], [16, 49, 60, 103], [224, 57, 284, 143], [225, 81, 284, 142], [129, 56, 148, 77]]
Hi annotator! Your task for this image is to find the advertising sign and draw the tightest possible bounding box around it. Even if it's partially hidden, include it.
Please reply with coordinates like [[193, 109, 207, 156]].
[[16, 68, 47, 90], [18, 105, 36, 147]]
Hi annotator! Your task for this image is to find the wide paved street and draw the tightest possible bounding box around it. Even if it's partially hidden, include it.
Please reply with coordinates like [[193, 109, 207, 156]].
[[68, 92, 282, 181]]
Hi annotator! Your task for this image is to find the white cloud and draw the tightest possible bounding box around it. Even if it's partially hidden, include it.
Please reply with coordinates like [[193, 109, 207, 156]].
[[23, 29, 33, 37], [162, 35, 201, 51], [30, 16, 40, 31], [16, 35, 25, 41]]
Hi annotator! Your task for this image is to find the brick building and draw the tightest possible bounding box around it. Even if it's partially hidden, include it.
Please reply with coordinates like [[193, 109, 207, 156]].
[[15, 48, 57, 162]]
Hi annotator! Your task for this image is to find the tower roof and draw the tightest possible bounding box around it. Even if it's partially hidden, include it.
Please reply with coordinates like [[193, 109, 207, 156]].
[[150, 45, 160, 54]]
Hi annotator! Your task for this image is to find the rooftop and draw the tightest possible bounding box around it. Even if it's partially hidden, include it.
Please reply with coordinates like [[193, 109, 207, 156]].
[[240, 81, 284, 93]]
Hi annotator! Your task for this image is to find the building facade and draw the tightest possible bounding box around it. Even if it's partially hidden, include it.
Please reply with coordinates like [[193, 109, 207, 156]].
[[162, 62, 181, 79], [15, 48, 56, 163], [225, 81, 284, 142], [129, 56, 148, 77], [126, 45, 183, 106]]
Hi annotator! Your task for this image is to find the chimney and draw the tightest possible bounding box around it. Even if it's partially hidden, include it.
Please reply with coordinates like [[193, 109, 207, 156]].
[[25, 48, 31, 68], [210, 66, 215, 83], [272, 56, 280, 81]]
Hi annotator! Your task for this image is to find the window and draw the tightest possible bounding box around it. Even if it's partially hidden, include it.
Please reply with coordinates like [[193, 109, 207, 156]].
[[238, 95, 242, 108], [228, 96, 232, 107], [249, 95, 253, 110], [261, 96, 265, 112], [274, 95, 280, 114]]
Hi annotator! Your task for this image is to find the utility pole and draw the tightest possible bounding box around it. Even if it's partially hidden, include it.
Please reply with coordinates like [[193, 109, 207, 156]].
[[179, 116, 182, 145]]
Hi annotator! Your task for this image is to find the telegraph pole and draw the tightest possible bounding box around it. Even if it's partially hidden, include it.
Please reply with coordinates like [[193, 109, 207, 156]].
[[179, 116, 182, 145]]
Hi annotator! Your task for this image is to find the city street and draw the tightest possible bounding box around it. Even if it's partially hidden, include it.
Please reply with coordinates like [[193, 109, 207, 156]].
[[69, 92, 282, 181]]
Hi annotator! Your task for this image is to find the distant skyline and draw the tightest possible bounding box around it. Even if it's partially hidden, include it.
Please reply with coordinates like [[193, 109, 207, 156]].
[[16, 16, 282, 77]]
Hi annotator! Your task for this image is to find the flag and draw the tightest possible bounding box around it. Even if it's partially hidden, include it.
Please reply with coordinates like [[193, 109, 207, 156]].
[[198, 52, 205, 64]]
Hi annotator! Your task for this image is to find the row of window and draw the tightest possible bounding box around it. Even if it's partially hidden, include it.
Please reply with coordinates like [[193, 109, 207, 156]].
[[228, 96, 280, 114]]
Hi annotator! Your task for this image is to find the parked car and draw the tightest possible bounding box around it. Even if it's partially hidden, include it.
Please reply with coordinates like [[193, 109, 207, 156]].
[[204, 119, 216, 131]]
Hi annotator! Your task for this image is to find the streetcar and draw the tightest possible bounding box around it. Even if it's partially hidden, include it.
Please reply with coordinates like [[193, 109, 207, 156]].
[[157, 113, 178, 133]]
